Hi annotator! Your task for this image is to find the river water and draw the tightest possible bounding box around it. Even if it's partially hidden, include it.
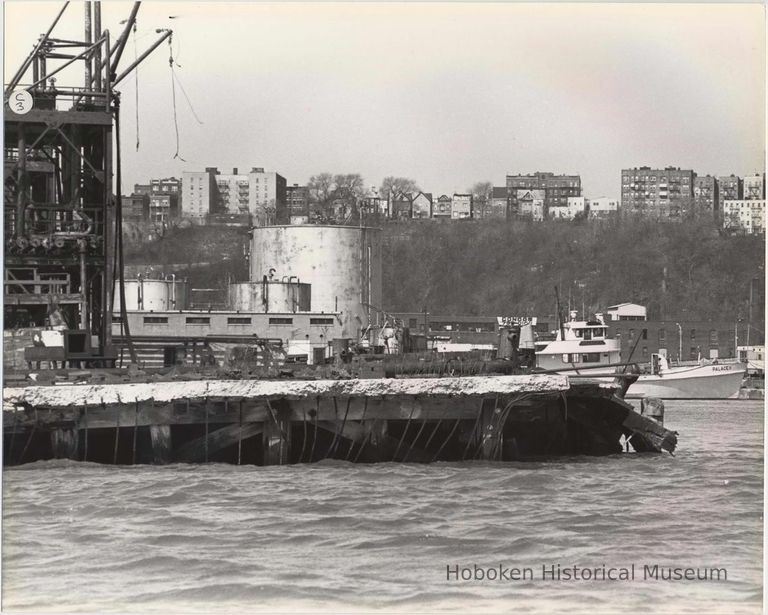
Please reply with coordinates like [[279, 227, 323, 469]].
[[2, 400, 763, 614]]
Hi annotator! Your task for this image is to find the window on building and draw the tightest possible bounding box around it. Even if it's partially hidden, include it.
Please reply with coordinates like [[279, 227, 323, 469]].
[[144, 316, 168, 324], [642, 329, 647, 340], [709, 329, 718, 344], [186, 317, 210, 325], [582, 353, 601, 363], [658, 328, 666, 343], [628, 329, 635, 340], [690, 329, 696, 342], [227, 317, 251, 325], [269, 317, 293, 325], [642, 346, 648, 357], [310, 318, 334, 325]]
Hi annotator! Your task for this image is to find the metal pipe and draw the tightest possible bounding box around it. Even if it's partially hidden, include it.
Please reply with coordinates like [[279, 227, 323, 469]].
[[112, 30, 172, 86], [5, 1, 70, 97], [24, 38, 104, 92], [79, 241, 88, 329], [84, 2, 92, 89], [93, 2, 102, 91], [104, 31, 111, 110], [110, 1, 141, 76], [16, 126, 26, 236]]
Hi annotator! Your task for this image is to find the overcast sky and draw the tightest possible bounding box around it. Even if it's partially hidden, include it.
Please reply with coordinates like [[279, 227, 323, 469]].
[[4, 2, 765, 197]]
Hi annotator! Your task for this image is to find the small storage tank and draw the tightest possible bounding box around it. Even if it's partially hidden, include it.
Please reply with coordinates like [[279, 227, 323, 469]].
[[113, 276, 188, 312], [250, 225, 382, 339], [228, 279, 311, 313]]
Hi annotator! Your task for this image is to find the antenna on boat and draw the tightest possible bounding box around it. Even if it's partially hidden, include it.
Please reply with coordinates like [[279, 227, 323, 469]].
[[554, 286, 565, 340]]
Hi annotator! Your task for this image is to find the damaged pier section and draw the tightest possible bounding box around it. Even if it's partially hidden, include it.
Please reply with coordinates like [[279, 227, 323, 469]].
[[2, 375, 677, 466]]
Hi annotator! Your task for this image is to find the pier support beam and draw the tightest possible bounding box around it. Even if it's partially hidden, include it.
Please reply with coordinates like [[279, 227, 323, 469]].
[[50, 428, 78, 459], [477, 398, 502, 460], [149, 424, 172, 464], [175, 424, 264, 463], [263, 400, 291, 465]]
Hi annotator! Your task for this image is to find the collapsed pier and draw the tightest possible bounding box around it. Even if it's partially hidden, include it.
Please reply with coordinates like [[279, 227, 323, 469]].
[[3, 374, 677, 466]]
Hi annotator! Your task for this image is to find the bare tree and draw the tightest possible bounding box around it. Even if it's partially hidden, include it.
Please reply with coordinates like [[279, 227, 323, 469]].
[[468, 181, 493, 218], [333, 173, 366, 200], [381, 176, 420, 200], [308, 172, 335, 219]]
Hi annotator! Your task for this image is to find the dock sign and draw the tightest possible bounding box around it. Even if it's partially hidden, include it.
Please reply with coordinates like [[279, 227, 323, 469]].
[[8, 89, 33, 115], [497, 316, 537, 326]]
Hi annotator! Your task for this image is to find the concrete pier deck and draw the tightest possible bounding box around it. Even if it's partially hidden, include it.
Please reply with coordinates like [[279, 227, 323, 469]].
[[2, 374, 676, 465]]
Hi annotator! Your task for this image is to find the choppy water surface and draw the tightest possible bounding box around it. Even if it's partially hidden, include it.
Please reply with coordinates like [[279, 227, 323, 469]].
[[2, 401, 763, 614]]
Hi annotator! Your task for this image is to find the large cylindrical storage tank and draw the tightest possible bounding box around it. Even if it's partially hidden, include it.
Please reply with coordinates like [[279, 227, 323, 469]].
[[112, 278, 188, 311], [228, 280, 311, 313], [250, 225, 382, 339]]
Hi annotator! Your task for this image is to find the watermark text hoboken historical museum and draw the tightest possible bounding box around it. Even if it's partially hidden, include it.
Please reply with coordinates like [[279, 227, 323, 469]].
[[445, 563, 728, 583]]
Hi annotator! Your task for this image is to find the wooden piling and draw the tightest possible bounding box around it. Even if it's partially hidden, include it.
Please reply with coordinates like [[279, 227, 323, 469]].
[[431, 417, 461, 462], [83, 402, 88, 461], [325, 396, 342, 459], [402, 415, 429, 463], [309, 399, 319, 462], [477, 397, 502, 461], [263, 399, 291, 465], [175, 423, 263, 463], [204, 398, 209, 463], [462, 399, 486, 460], [7, 412, 16, 465], [237, 399, 243, 465], [300, 408, 308, 463], [19, 423, 35, 465], [132, 399, 139, 464], [393, 402, 416, 461], [112, 409, 120, 464], [353, 418, 375, 463], [345, 398, 367, 461]]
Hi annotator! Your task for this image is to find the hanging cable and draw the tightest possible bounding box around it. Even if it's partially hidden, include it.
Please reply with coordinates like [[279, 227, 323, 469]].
[[172, 69, 203, 125], [114, 99, 138, 366], [167, 34, 186, 161], [133, 21, 140, 151]]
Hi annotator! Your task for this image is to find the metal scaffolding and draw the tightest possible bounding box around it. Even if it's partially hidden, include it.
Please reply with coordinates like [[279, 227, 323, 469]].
[[4, 1, 170, 365]]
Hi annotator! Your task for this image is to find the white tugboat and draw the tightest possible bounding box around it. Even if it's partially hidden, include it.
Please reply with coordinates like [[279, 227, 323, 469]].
[[535, 311, 622, 374]]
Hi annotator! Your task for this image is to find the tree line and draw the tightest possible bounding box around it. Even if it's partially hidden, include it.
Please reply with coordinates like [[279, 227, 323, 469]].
[[381, 215, 765, 329]]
